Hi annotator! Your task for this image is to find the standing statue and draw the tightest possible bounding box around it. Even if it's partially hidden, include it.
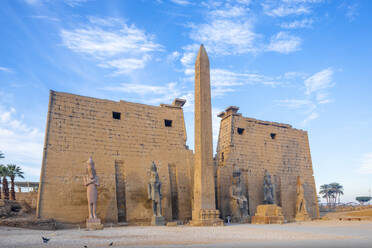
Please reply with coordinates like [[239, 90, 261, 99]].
[[263, 170, 275, 204], [230, 167, 249, 222], [295, 176, 310, 221], [84, 157, 99, 219], [84, 157, 103, 230], [147, 162, 165, 225], [148, 162, 163, 214]]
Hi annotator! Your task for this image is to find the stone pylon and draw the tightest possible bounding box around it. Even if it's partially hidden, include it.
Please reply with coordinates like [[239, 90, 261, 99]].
[[191, 45, 223, 226]]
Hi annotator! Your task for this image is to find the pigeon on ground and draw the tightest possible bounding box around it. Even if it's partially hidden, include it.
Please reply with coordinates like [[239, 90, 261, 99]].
[[109, 242, 113, 246], [84, 246, 88, 248], [42, 237, 50, 243]]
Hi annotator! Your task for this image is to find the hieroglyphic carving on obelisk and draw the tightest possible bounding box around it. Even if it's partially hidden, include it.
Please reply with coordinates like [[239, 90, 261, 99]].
[[191, 45, 223, 226]]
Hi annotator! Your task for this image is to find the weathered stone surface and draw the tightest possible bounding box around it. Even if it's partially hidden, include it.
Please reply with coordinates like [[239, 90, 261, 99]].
[[295, 176, 311, 221], [148, 162, 164, 222], [191, 45, 223, 226], [37, 90, 193, 224], [216, 108, 319, 221], [230, 167, 249, 223], [251, 204, 284, 224], [151, 215, 165, 226], [86, 218, 104, 230], [84, 157, 99, 220]]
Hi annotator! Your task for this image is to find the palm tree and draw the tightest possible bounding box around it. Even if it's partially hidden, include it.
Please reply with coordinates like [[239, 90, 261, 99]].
[[0, 165, 3, 199], [319, 184, 331, 207], [0, 166, 10, 200], [330, 182, 344, 205], [7, 164, 24, 201], [0, 151, 4, 159]]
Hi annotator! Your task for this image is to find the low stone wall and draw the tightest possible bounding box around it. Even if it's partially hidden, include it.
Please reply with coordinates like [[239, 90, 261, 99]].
[[15, 192, 38, 209]]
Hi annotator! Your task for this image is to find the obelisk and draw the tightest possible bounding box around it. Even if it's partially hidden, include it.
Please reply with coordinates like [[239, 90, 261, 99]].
[[191, 44, 223, 226]]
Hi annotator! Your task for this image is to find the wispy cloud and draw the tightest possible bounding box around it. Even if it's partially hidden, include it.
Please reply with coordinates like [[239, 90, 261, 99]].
[[267, 32, 301, 54], [189, 19, 258, 55], [0, 106, 43, 178], [0, 67, 13, 73], [302, 111, 319, 125], [170, 0, 191, 5], [280, 18, 313, 29], [64, 0, 90, 7], [277, 67, 335, 125], [262, 0, 323, 17], [60, 17, 163, 74], [304, 68, 334, 95], [357, 153, 372, 174], [30, 15, 60, 22], [102, 82, 191, 105]]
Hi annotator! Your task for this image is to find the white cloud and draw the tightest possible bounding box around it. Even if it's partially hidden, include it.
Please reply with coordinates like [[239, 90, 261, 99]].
[[0, 66, 13, 73], [24, 0, 41, 5], [302, 112, 319, 125], [267, 32, 301, 53], [190, 19, 258, 55], [276, 99, 314, 109], [30, 15, 60, 22], [170, 0, 191, 5], [102, 82, 189, 105], [60, 17, 163, 74], [209, 6, 248, 18], [98, 55, 151, 75], [280, 18, 313, 29], [358, 153, 372, 174], [262, 0, 323, 17], [64, 0, 90, 7], [0, 106, 43, 179], [263, 4, 310, 17], [167, 51, 181, 62], [277, 67, 335, 125], [304, 68, 334, 95]]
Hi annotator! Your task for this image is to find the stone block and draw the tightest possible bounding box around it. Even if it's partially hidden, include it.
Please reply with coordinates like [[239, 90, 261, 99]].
[[86, 218, 104, 230], [151, 216, 165, 226], [251, 204, 284, 224]]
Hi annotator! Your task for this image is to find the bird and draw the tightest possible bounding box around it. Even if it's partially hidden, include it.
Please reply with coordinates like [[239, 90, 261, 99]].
[[109, 242, 113, 246], [42, 237, 50, 243], [84, 246, 88, 248]]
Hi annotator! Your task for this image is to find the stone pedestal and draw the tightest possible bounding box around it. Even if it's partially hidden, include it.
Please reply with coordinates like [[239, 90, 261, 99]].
[[295, 212, 311, 222], [190, 209, 224, 226], [151, 216, 165, 226], [251, 204, 284, 224], [86, 218, 104, 230]]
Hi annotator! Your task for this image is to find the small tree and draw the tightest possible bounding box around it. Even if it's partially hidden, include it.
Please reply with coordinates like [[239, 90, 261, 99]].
[[0, 166, 10, 200], [319, 184, 331, 207], [7, 164, 24, 200]]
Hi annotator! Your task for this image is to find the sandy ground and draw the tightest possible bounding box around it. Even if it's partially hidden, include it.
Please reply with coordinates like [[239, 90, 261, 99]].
[[1, 220, 372, 248]]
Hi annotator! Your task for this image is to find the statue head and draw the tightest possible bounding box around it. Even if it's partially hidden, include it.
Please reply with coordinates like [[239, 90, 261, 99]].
[[86, 157, 96, 178], [150, 161, 159, 182], [264, 170, 271, 185]]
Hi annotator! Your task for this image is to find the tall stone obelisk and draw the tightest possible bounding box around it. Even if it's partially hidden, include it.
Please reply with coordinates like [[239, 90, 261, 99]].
[[191, 44, 223, 226]]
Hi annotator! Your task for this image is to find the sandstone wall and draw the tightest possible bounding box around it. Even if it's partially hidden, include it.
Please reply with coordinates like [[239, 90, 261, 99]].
[[15, 192, 38, 209], [37, 91, 193, 224], [216, 110, 319, 221]]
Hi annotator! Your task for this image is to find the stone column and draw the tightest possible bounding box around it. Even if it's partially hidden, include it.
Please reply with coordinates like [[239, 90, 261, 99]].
[[191, 44, 223, 226]]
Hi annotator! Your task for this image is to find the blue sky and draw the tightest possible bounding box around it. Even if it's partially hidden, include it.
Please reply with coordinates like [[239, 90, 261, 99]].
[[0, 0, 371, 203]]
